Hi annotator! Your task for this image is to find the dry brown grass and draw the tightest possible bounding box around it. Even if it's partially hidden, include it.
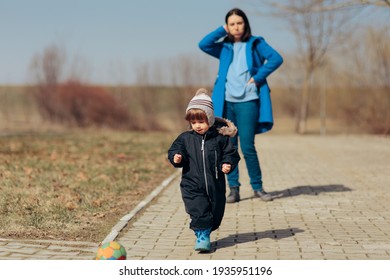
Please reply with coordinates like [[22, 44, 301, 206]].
[[0, 83, 387, 244], [0, 130, 176, 242]]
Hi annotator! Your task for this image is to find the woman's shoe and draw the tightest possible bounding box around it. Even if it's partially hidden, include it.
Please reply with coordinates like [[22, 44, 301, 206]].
[[226, 187, 240, 203], [254, 190, 272, 201], [194, 228, 211, 252]]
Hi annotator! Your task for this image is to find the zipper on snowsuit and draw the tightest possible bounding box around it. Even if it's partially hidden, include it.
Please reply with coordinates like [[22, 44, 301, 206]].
[[201, 134, 209, 196], [215, 150, 218, 179]]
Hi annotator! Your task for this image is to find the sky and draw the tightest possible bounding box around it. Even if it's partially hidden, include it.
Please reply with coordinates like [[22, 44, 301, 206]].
[[0, 0, 292, 85], [1, 0, 387, 85]]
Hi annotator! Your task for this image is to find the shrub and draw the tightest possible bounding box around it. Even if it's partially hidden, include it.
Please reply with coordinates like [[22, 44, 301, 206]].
[[34, 80, 137, 130], [338, 87, 390, 135]]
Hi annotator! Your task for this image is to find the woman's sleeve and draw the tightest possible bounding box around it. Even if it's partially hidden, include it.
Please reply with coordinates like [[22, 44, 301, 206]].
[[252, 38, 284, 84], [198, 26, 227, 59]]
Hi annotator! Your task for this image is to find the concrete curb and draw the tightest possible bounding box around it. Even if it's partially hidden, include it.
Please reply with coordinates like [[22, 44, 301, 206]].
[[101, 171, 180, 244]]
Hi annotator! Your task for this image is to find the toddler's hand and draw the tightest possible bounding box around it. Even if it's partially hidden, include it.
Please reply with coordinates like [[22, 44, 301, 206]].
[[173, 154, 182, 164], [222, 163, 231, 174]]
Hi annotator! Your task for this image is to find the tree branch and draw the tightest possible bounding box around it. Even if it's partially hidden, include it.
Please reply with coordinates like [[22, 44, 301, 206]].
[[268, 0, 389, 13]]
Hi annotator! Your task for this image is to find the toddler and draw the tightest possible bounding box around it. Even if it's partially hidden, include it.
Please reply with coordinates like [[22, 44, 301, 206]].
[[168, 88, 240, 252]]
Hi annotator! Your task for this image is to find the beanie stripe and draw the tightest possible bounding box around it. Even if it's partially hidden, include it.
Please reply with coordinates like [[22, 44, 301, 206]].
[[186, 88, 215, 126], [187, 100, 214, 110]]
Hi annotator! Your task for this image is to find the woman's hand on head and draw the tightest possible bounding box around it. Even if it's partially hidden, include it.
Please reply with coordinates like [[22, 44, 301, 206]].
[[223, 24, 228, 32]]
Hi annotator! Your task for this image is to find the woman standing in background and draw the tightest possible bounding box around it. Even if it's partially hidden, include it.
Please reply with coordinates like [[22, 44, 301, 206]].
[[199, 8, 283, 203]]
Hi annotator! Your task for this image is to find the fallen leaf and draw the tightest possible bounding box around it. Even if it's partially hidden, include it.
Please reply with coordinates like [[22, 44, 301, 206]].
[[77, 172, 88, 181], [65, 202, 78, 210], [24, 167, 33, 175]]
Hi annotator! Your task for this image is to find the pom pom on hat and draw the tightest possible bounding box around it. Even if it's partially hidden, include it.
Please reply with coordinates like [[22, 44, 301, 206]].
[[186, 88, 215, 126]]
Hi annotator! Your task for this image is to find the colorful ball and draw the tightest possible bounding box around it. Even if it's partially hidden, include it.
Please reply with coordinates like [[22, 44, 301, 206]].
[[96, 241, 127, 260]]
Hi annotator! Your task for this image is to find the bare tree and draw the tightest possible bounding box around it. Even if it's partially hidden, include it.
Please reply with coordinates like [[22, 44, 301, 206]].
[[253, 0, 354, 133], [365, 27, 390, 89], [30, 44, 66, 86], [270, 0, 390, 12], [248, 0, 370, 133], [336, 25, 390, 89], [246, 0, 389, 134], [29, 44, 66, 120], [338, 25, 390, 134]]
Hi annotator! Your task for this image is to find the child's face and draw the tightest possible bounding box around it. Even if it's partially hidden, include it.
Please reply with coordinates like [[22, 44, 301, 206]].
[[190, 120, 210, 135]]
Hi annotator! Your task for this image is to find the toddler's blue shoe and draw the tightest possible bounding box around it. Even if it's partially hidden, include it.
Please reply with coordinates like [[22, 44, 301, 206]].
[[194, 228, 211, 252]]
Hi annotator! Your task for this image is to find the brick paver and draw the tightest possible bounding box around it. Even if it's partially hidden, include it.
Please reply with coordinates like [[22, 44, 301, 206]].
[[118, 135, 390, 260], [0, 238, 96, 259], [1, 135, 389, 260]]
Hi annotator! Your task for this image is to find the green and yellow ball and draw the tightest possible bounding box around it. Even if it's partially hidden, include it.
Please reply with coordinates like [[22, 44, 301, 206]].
[[96, 241, 127, 260]]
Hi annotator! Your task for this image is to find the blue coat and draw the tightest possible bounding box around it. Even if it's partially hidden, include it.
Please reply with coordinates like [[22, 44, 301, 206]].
[[199, 26, 283, 133]]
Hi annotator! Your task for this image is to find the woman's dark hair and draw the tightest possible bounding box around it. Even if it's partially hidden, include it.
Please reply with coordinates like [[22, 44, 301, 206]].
[[224, 8, 252, 42]]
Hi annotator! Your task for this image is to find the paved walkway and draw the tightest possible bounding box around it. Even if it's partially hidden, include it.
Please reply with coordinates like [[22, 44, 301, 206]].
[[0, 238, 96, 260], [1, 135, 389, 259]]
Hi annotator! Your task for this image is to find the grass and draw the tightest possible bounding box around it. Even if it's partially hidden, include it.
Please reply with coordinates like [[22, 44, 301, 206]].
[[0, 84, 385, 244], [0, 130, 176, 242]]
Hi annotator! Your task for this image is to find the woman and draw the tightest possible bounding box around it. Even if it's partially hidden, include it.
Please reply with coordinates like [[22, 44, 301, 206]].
[[199, 8, 283, 203]]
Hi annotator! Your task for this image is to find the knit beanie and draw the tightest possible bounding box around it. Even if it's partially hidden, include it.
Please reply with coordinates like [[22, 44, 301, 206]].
[[186, 88, 215, 126]]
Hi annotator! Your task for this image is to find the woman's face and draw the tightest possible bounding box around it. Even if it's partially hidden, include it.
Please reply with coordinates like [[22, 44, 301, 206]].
[[227, 14, 245, 42]]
